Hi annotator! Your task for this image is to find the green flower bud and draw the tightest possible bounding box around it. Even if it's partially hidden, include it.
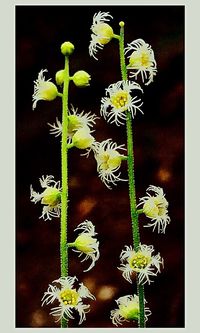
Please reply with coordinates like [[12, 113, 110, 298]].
[[72, 70, 91, 87], [55, 69, 65, 85], [61, 41, 75, 56]]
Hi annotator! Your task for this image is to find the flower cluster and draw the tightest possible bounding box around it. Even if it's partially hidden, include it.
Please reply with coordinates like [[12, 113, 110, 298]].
[[48, 105, 98, 152], [30, 11, 171, 328], [41, 276, 95, 324]]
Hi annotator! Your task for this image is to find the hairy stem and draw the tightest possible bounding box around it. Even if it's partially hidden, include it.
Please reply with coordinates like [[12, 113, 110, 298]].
[[118, 22, 145, 328], [60, 55, 70, 328]]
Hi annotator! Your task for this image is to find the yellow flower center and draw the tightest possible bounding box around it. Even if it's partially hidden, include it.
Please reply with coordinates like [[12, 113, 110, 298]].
[[59, 289, 79, 306], [98, 151, 122, 171], [93, 23, 114, 45], [129, 252, 151, 271], [129, 50, 151, 68], [143, 196, 168, 218], [110, 91, 129, 110], [41, 187, 61, 207]]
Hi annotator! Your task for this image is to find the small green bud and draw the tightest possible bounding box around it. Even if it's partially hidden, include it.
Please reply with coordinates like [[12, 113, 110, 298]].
[[61, 41, 75, 56], [55, 70, 65, 85], [72, 70, 91, 87]]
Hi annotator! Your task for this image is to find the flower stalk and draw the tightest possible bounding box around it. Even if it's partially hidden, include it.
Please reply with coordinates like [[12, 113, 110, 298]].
[[60, 55, 70, 328], [118, 22, 145, 328]]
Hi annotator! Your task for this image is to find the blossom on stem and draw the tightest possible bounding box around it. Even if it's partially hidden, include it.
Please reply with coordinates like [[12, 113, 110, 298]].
[[48, 105, 98, 143], [125, 39, 157, 86], [138, 185, 170, 233], [30, 175, 61, 221], [110, 294, 151, 326], [72, 127, 95, 150], [94, 139, 127, 189], [89, 11, 114, 60], [41, 276, 95, 324], [118, 244, 163, 285], [32, 69, 58, 110], [101, 80, 143, 126], [69, 220, 100, 272]]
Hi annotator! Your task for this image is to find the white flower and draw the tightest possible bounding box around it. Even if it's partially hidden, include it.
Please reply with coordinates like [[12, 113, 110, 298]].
[[110, 294, 151, 326], [125, 39, 157, 86], [118, 244, 163, 285], [32, 69, 58, 110], [89, 11, 114, 60], [138, 185, 170, 233], [48, 105, 98, 143], [101, 80, 143, 126], [94, 139, 127, 189], [30, 175, 61, 221], [41, 276, 95, 324], [69, 220, 100, 272]]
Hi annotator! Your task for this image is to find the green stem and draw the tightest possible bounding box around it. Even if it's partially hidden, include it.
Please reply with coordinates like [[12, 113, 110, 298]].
[[60, 55, 70, 328], [136, 208, 144, 215], [113, 34, 120, 40], [118, 22, 145, 328], [121, 155, 128, 161]]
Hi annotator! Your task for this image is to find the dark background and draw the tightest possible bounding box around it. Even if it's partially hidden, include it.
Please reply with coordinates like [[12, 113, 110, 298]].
[[16, 5, 184, 328]]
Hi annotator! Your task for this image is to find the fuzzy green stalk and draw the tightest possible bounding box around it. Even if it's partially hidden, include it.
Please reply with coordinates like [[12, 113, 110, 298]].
[[118, 22, 145, 328], [60, 55, 70, 328]]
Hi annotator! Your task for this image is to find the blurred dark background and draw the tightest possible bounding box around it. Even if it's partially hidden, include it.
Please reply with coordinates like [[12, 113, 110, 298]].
[[16, 5, 184, 328]]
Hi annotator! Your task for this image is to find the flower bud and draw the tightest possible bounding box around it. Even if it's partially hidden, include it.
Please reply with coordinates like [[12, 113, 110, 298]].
[[61, 41, 75, 56], [98, 150, 122, 172], [41, 187, 61, 207], [72, 70, 91, 87], [72, 127, 94, 149], [55, 69, 65, 85], [74, 234, 95, 254]]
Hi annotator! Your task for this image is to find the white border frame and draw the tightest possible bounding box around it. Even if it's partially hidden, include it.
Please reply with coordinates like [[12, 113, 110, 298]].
[[1, 0, 199, 332]]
